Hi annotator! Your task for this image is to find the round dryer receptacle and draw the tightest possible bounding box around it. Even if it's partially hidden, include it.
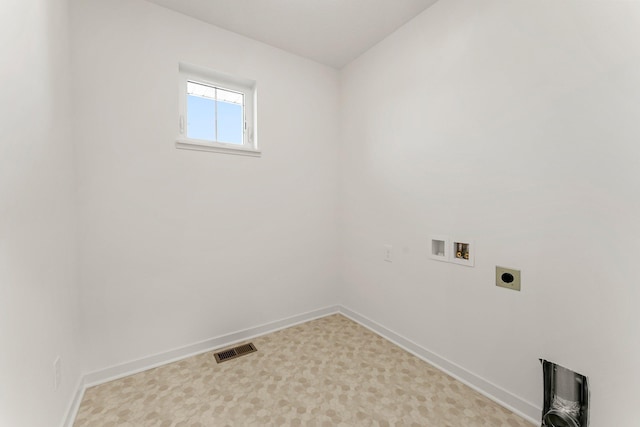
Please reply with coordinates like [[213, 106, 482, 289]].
[[501, 272, 514, 283]]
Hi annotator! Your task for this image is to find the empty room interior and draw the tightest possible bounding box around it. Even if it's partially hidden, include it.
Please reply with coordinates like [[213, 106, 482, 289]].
[[2, 0, 640, 425]]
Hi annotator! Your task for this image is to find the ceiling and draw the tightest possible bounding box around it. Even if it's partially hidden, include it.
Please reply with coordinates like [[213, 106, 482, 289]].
[[145, 0, 439, 68]]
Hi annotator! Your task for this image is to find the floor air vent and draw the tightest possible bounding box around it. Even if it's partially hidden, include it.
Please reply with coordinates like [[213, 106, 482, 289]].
[[214, 343, 257, 363]]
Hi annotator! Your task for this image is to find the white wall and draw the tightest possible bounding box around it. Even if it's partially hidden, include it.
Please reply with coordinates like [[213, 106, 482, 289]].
[[6, 1, 639, 424], [71, 0, 340, 373], [0, 0, 82, 426], [339, 0, 640, 424]]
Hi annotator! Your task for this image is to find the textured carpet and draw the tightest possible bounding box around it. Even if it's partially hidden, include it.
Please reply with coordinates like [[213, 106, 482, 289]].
[[74, 314, 533, 426]]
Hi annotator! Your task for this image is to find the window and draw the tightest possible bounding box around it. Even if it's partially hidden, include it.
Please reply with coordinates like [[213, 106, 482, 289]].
[[177, 63, 258, 156]]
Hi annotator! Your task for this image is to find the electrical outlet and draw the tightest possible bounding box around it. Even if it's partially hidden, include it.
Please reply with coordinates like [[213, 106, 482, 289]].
[[383, 244, 393, 262], [54, 357, 61, 390], [496, 266, 521, 291]]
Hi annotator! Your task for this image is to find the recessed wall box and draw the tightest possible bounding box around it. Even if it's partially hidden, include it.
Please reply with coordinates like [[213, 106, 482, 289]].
[[429, 236, 450, 262], [450, 238, 474, 266]]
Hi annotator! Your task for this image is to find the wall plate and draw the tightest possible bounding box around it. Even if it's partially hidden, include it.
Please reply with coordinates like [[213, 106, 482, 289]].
[[496, 266, 521, 291]]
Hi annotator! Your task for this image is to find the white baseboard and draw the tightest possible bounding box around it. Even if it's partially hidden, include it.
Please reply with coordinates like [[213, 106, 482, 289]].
[[64, 304, 540, 426], [338, 306, 540, 425], [82, 305, 340, 388], [63, 306, 339, 425], [61, 376, 85, 427]]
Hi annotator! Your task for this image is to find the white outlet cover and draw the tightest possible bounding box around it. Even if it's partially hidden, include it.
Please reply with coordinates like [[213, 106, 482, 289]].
[[54, 357, 61, 390], [383, 244, 393, 262]]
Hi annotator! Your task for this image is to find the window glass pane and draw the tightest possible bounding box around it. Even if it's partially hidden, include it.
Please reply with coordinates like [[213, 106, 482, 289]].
[[217, 100, 243, 144], [187, 94, 216, 141], [185, 80, 244, 144]]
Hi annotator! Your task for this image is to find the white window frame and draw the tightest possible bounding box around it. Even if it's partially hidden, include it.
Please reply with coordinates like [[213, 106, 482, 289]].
[[176, 63, 259, 157]]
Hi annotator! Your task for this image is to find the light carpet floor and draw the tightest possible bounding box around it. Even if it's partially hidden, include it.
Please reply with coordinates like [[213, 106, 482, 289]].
[[74, 314, 533, 426]]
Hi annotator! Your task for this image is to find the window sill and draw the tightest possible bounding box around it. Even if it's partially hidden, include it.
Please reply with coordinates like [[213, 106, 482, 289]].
[[175, 138, 261, 157]]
